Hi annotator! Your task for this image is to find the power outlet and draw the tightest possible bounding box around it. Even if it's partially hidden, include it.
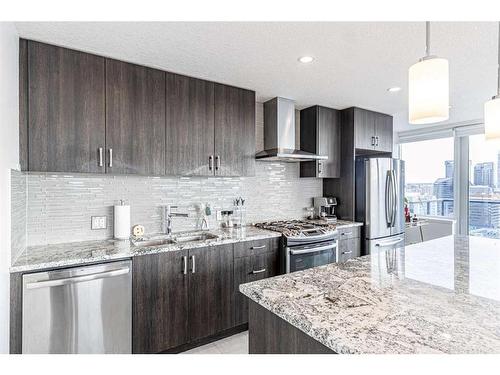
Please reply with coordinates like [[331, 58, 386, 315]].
[[91, 216, 107, 230]]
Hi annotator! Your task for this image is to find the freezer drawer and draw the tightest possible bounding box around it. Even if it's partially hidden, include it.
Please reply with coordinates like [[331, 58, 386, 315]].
[[22, 260, 132, 354]]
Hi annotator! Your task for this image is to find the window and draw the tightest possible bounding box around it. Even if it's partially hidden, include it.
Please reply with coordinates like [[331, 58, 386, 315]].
[[468, 134, 500, 239], [401, 137, 455, 218]]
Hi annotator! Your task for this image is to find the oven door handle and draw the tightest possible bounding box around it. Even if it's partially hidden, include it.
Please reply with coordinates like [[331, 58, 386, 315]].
[[289, 243, 337, 255]]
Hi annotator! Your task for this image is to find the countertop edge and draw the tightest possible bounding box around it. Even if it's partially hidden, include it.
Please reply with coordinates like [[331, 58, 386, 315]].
[[10, 228, 281, 274]]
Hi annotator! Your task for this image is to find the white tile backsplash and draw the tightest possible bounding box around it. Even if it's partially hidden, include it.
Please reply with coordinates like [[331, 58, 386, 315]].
[[23, 162, 321, 246]]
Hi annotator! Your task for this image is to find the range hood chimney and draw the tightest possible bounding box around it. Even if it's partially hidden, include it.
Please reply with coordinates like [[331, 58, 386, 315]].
[[255, 97, 327, 162]]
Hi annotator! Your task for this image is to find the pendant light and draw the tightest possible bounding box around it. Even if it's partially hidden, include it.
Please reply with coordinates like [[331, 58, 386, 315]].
[[409, 22, 449, 124], [485, 22, 500, 139]]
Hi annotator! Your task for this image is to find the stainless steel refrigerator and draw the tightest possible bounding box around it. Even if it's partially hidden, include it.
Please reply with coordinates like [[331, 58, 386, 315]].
[[355, 157, 405, 255]]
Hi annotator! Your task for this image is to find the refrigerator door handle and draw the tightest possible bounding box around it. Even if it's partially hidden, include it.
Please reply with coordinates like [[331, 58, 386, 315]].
[[385, 171, 392, 227], [391, 170, 398, 227]]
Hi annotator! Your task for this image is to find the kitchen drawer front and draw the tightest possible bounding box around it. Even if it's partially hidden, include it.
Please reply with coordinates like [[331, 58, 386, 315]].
[[338, 226, 360, 240], [234, 238, 275, 258], [234, 251, 278, 326], [338, 238, 361, 263]]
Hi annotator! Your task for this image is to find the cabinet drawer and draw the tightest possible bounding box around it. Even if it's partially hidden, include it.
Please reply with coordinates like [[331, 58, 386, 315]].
[[234, 238, 272, 258], [338, 226, 360, 240], [338, 238, 361, 263], [234, 251, 278, 326]]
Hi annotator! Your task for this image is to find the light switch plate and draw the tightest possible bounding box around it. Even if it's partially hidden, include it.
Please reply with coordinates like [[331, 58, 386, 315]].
[[91, 216, 107, 230]]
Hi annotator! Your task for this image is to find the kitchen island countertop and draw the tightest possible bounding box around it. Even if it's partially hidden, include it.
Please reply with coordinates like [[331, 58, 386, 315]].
[[240, 235, 500, 354]]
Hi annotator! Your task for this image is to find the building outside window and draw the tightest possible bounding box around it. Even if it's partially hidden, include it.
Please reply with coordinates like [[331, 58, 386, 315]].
[[400, 137, 455, 219]]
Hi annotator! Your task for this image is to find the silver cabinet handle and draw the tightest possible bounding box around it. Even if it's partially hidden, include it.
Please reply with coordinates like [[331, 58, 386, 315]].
[[26, 267, 130, 289], [251, 268, 266, 274], [209, 155, 214, 171], [342, 251, 353, 255], [190, 255, 196, 274], [371, 136, 375, 146], [375, 136, 379, 147], [98, 147, 103, 167], [318, 161, 322, 175], [108, 148, 113, 168], [215, 155, 220, 170], [251, 245, 266, 250], [182, 256, 187, 275]]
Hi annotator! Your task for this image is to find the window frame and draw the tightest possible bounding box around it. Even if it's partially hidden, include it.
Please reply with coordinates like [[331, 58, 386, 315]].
[[397, 120, 484, 236]]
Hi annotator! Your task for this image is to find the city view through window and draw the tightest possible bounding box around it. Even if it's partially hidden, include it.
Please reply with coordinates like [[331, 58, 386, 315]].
[[402, 135, 500, 239]]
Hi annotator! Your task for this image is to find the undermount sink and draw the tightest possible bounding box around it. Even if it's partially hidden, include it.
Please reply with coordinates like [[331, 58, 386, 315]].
[[132, 232, 219, 248], [173, 232, 219, 243], [133, 238, 177, 247]]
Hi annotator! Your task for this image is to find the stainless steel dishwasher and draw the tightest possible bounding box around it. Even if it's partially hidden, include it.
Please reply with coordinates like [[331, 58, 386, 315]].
[[22, 260, 132, 354]]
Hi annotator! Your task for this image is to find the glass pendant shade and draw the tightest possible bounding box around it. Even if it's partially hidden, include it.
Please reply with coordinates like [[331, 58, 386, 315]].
[[485, 97, 500, 139], [408, 57, 450, 124]]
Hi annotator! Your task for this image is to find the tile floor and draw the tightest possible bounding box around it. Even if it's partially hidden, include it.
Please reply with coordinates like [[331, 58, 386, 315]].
[[182, 330, 249, 354]]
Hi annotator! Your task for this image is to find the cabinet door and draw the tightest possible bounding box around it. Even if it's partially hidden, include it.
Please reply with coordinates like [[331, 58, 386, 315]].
[[214, 84, 256, 177], [188, 244, 234, 341], [318, 107, 341, 178], [353, 108, 375, 151], [28, 41, 105, 173], [374, 113, 393, 153], [132, 250, 189, 353], [234, 251, 278, 326], [166, 73, 215, 176], [106, 59, 165, 175]]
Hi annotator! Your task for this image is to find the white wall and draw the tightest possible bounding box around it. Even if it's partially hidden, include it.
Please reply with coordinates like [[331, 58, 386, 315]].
[[0, 22, 19, 354]]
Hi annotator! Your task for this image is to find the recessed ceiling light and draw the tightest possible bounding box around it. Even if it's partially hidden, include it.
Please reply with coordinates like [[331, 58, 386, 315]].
[[298, 56, 314, 64], [387, 87, 401, 93]]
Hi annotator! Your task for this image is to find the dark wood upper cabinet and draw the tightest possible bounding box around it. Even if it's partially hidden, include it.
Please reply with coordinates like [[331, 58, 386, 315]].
[[27, 41, 106, 173], [106, 59, 166, 175], [300, 106, 341, 178], [188, 244, 234, 341], [214, 84, 256, 177], [165, 73, 215, 176], [353, 107, 376, 151], [132, 250, 189, 354], [374, 112, 393, 153], [21, 40, 257, 177], [352, 107, 393, 153]]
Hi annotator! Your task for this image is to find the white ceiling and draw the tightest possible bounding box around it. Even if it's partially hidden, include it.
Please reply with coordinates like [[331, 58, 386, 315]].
[[14, 22, 499, 132]]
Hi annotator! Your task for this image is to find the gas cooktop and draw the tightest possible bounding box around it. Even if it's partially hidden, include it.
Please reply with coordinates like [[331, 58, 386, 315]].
[[254, 219, 337, 238]]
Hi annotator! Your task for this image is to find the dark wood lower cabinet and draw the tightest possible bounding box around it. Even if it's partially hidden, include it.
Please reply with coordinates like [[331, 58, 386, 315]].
[[132, 240, 279, 353], [248, 300, 334, 354], [338, 237, 361, 263], [132, 250, 189, 354], [234, 251, 278, 326], [188, 244, 234, 342]]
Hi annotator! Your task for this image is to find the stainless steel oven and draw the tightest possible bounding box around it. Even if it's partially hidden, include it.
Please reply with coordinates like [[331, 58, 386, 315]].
[[285, 239, 338, 273]]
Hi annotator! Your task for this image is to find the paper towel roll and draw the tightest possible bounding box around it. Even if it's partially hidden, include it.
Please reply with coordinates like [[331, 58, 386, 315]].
[[114, 204, 130, 240]]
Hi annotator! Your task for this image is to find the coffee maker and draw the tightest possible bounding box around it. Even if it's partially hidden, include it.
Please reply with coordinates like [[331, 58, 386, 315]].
[[313, 197, 337, 223]]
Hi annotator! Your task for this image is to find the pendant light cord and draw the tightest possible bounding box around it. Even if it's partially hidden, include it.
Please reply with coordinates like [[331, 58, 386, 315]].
[[425, 21, 431, 57]]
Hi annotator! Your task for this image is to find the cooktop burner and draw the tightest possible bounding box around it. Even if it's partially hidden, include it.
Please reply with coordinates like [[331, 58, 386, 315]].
[[255, 219, 337, 238]]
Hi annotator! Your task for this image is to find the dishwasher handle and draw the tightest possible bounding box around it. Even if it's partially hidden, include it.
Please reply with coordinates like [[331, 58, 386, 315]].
[[25, 267, 130, 289]]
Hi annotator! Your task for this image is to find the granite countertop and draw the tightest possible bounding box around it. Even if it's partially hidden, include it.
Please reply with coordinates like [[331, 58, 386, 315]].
[[336, 220, 363, 228], [11, 226, 281, 273], [240, 235, 500, 354]]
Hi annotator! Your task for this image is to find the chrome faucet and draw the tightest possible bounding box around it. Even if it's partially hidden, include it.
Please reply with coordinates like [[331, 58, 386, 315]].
[[163, 205, 189, 235]]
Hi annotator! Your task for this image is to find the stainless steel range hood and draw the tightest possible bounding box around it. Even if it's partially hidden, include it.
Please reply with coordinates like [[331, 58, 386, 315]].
[[255, 97, 327, 162]]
